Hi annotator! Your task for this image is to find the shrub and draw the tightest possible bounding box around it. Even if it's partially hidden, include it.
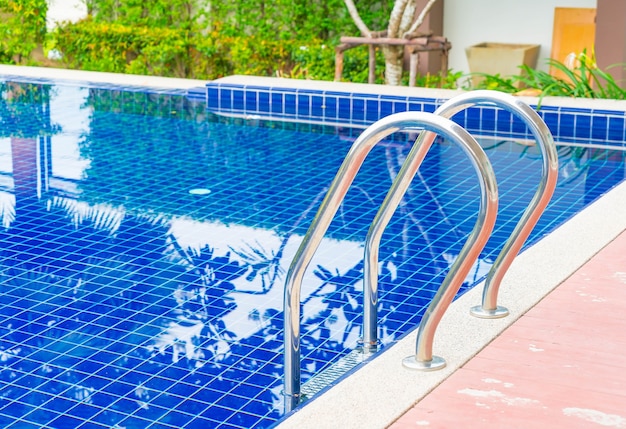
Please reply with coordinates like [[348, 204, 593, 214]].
[[52, 18, 386, 82], [0, 0, 47, 64], [464, 51, 626, 100]]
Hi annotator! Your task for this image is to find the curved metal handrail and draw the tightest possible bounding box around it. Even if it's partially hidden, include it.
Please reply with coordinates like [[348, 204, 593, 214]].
[[361, 90, 557, 364], [361, 121, 499, 368], [283, 111, 498, 411], [434, 91, 558, 318]]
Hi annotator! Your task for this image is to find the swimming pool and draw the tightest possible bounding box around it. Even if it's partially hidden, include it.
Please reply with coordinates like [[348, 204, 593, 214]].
[[0, 69, 625, 429]]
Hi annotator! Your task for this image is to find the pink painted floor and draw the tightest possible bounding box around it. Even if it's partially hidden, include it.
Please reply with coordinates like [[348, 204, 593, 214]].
[[388, 229, 626, 429]]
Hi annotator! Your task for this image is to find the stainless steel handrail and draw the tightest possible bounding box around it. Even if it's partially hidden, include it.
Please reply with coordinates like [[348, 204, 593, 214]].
[[433, 91, 558, 318], [361, 90, 557, 365], [283, 111, 498, 411], [362, 122, 499, 368]]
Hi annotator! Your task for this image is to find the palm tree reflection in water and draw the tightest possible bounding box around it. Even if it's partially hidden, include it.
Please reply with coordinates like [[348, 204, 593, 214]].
[[0, 195, 288, 425], [0, 110, 449, 427]]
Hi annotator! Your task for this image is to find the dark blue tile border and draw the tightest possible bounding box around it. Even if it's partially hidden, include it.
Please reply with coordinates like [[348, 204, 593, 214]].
[[206, 82, 626, 149]]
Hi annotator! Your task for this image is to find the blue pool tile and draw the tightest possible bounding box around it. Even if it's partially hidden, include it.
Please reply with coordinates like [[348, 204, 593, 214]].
[[450, 110, 465, 126], [591, 115, 608, 140], [561, 106, 590, 113], [297, 94, 310, 117], [245, 85, 268, 91], [186, 87, 207, 102], [496, 110, 513, 133], [311, 95, 324, 118], [608, 116, 625, 141], [338, 98, 352, 121], [423, 102, 437, 113], [511, 115, 528, 135], [90, 409, 129, 426], [480, 107, 496, 132], [381, 95, 407, 104], [76, 421, 112, 429], [559, 113, 576, 138], [380, 100, 393, 118], [352, 92, 378, 99], [537, 104, 558, 112], [465, 106, 481, 131], [592, 108, 624, 116], [365, 99, 379, 122], [271, 92, 284, 115], [90, 350, 119, 364], [233, 90, 245, 110], [207, 87, 219, 109], [325, 90, 347, 97], [351, 98, 365, 122], [324, 95, 338, 120], [541, 111, 559, 135], [298, 88, 324, 96], [574, 114, 592, 140], [408, 101, 423, 112], [269, 86, 295, 93], [219, 89, 233, 110], [25, 407, 66, 425], [381, 95, 407, 114], [258, 91, 270, 113], [49, 414, 85, 428], [393, 100, 408, 113], [285, 93, 297, 115]]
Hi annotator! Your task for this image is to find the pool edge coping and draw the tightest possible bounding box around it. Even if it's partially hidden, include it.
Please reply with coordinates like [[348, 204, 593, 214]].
[[0, 64, 209, 89]]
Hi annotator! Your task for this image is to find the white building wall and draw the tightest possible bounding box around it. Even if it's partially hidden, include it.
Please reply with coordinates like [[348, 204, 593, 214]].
[[46, 0, 87, 29], [443, 0, 597, 74]]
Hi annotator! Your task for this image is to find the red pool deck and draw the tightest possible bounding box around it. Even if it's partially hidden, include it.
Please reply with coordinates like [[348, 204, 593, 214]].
[[388, 229, 626, 428]]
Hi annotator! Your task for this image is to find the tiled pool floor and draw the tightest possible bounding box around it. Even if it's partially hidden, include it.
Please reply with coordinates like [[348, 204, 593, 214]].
[[390, 226, 626, 429]]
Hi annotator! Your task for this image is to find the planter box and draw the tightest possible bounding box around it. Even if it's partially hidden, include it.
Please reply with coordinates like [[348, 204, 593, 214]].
[[466, 42, 541, 87]]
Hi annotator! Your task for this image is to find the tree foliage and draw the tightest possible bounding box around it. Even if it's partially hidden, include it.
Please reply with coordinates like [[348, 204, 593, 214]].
[[82, 0, 392, 42], [0, 0, 47, 64]]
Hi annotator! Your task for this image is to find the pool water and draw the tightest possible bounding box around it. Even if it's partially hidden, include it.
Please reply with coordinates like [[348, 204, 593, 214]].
[[0, 79, 624, 428]]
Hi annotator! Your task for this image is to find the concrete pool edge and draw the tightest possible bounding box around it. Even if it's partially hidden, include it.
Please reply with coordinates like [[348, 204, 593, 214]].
[[275, 179, 626, 429], [0, 64, 209, 89]]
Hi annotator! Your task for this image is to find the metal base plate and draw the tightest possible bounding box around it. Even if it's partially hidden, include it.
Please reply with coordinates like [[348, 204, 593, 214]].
[[402, 355, 446, 371], [356, 338, 380, 354], [470, 305, 510, 319]]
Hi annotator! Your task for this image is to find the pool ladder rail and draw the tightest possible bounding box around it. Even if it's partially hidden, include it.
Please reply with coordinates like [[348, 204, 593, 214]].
[[282, 90, 558, 411]]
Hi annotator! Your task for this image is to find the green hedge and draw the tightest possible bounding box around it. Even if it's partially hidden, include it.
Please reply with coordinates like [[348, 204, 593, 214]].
[[52, 18, 384, 82]]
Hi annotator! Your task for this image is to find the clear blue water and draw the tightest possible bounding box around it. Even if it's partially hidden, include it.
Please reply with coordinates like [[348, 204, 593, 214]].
[[0, 79, 624, 428]]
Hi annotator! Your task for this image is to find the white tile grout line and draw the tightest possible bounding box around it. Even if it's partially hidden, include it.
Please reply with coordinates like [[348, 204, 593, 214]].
[[275, 179, 626, 429], [2, 66, 626, 429]]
